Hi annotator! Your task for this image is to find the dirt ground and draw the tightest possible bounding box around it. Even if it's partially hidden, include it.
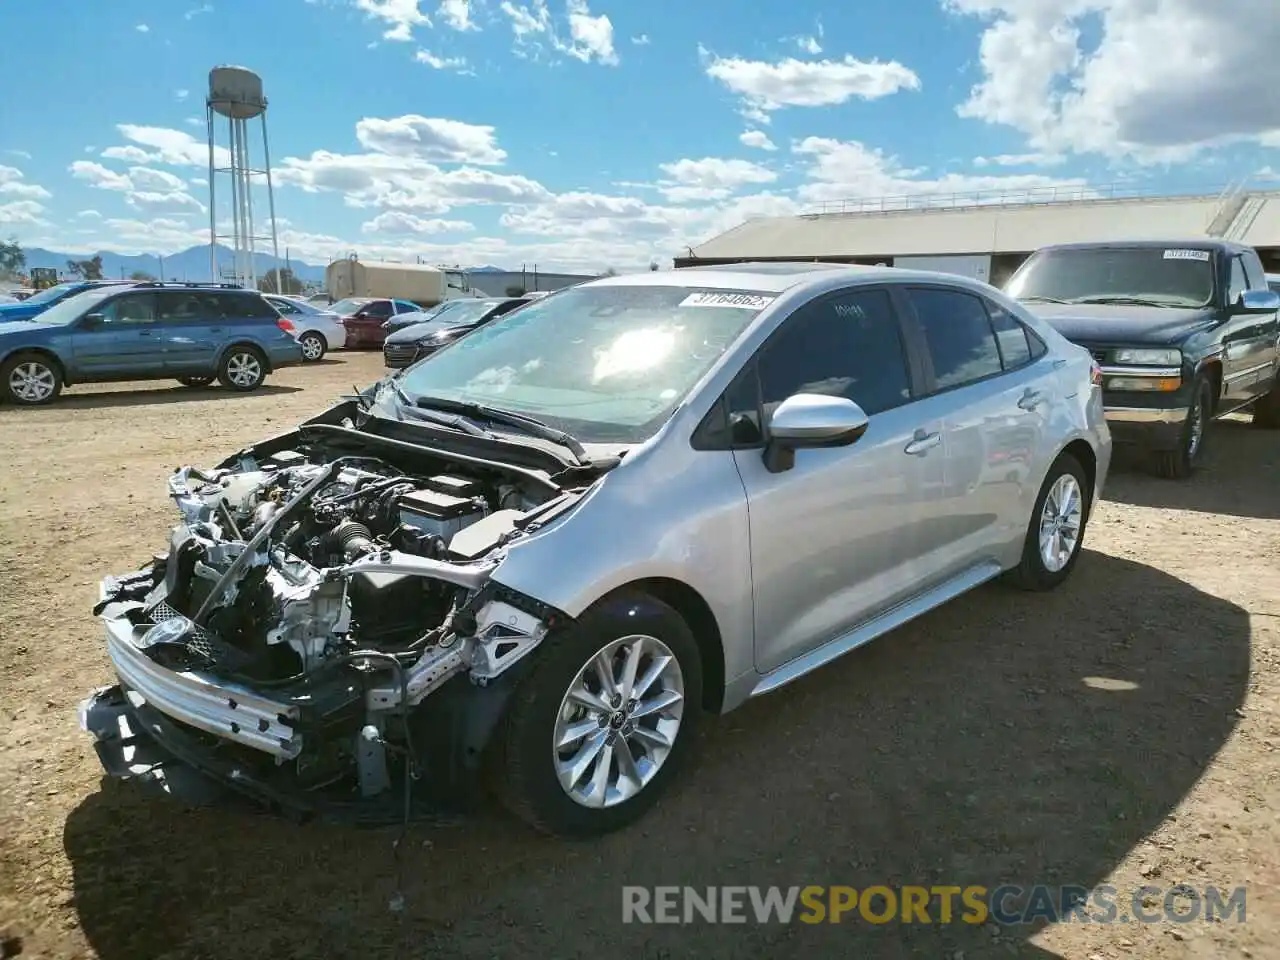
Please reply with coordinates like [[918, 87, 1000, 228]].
[[0, 352, 1277, 960]]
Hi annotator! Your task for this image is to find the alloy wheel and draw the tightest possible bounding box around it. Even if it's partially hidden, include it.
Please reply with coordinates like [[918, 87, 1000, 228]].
[[1038, 473, 1083, 573], [552, 634, 685, 809], [226, 352, 262, 387], [300, 335, 324, 361], [8, 361, 56, 403]]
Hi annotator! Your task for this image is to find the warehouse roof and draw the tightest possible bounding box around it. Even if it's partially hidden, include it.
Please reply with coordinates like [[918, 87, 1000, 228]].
[[682, 187, 1280, 262]]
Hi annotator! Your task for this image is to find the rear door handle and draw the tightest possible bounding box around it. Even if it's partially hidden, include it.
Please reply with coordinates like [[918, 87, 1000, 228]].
[[904, 430, 941, 456], [1018, 389, 1045, 410]]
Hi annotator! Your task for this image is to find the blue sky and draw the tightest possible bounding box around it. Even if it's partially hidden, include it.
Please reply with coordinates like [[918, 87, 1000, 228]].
[[1, 0, 1277, 271]]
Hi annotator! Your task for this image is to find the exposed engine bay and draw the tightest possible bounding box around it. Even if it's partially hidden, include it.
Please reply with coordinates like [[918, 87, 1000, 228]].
[[84, 429, 594, 819]]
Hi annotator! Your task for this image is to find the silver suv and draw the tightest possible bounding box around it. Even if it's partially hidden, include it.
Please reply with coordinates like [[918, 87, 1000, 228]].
[[81, 263, 1112, 837]]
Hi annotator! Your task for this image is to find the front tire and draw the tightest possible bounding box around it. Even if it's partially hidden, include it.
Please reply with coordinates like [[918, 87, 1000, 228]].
[[2, 352, 63, 406], [1153, 374, 1211, 479], [298, 332, 326, 362], [1007, 452, 1089, 592], [492, 591, 702, 838], [218, 347, 267, 392]]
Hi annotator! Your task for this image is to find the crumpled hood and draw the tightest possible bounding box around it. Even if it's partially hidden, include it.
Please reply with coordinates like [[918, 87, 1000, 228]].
[[1023, 302, 1216, 345], [384, 318, 474, 345]]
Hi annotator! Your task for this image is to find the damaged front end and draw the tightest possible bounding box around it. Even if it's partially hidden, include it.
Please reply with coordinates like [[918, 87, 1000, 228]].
[[80, 434, 582, 822]]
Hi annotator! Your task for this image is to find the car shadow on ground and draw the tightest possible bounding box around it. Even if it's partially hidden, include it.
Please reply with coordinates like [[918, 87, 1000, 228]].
[[1102, 418, 1280, 521], [16, 383, 305, 410], [63, 551, 1249, 959]]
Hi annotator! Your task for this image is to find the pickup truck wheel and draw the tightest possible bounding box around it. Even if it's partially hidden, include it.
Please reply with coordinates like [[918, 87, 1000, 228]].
[[1251, 384, 1280, 429], [1007, 452, 1089, 591], [492, 591, 702, 838], [298, 332, 326, 362], [176, 376, 215, 388], [218, 347, 267, 391], [1153, 374, 1211, 479], [2, 352, 63, 406]]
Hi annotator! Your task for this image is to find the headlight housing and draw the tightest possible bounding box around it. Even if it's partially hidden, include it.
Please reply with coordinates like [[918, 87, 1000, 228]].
[[1111, 347, 1181, 366]]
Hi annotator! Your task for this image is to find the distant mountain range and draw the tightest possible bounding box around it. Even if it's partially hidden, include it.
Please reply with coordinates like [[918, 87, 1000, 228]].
[[20, 243, 510, 285]]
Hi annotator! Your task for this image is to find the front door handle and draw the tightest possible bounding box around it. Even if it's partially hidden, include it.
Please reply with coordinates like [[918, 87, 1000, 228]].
[[904, 430, 941, 456], [1018, 389, 1045, 410]]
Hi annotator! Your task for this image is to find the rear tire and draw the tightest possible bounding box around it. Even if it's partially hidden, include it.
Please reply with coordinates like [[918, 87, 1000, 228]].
[[1153, 374, 1211, 479], [218, 347, 267, 392], [1, 352, 63, 406], [177, 376, 214, 388], [298, 332, 326, 363], [1007, 452, 1089, 592], [491, 591, 702, 838]]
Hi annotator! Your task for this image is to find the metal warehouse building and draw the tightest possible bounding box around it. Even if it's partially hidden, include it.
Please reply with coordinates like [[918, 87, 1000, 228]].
[[673, 184, 1280, 286]]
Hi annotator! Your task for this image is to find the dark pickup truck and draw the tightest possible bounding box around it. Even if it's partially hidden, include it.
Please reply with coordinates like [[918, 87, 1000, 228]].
[[1005, 240, 1280, 478]]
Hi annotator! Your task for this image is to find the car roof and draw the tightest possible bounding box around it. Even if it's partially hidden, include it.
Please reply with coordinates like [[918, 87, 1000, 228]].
[[1031, 239, 1252, 255], [588, 262, 907, 294]]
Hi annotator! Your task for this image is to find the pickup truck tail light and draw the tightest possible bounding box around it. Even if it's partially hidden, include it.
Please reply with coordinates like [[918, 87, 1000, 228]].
[[276, 317, 296, 335]]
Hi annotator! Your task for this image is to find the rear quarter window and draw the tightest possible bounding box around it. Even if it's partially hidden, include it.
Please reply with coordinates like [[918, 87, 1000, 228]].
[[220, 292, 279, 320]]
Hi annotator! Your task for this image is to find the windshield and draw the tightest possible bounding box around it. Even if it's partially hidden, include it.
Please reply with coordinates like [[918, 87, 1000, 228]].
[[27, 286, 120, 326], [329, 297, 372, 315], [1005, 247, 1215, 308], [21, 282, 83, 306], [395, 284, 773, 443], [434, 300, 502, 326]]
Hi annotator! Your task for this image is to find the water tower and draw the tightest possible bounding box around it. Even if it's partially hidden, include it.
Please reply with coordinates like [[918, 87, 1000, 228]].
[[206, 66, 281, 289]]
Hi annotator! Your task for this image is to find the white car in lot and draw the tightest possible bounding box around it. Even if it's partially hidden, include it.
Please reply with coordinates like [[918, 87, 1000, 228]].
[[264, 294, 345, 362]]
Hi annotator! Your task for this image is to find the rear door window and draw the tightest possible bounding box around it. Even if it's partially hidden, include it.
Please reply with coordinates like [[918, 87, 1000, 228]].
[[220, 292, 278, 320], [157, 292, 217, 322], [906, 288, 1004, 391], [103, 293, 158, 324]]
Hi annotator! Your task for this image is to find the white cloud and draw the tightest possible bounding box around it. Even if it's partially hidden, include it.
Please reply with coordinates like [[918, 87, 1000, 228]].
[[127, 191, 206, 214], [739, 130, 777, 151], [185, 117, 204, 128], [357, 0, 431, 40], [498, 0, 616, 64], [499, 0, 551, 39], [972, 152, 1065, 167], [129, 166, 188, 191], [113, 125, 230, 167], [70, 161, 135, 191], [355, 115, 505, 164], [632, 33, 650, 45], [0, 201, 47, 226], [362, 211, 475, 234], [794, 23, 824, 55], [656, 157, 777, 202], [791, 136, 1090, 205], [559, 0, 617, 65], [4, 150, 32, 160], [415, 49, 470, 70], [135, 23, 150, 33], [949, 0, 1280, 161], [0, 166, 51, 200], [191, 177, 209, 187], [185, 4, 214, 18], [437, 0, 476, 31], [175, 89, 190, 102], [701, 47, 921, 123]]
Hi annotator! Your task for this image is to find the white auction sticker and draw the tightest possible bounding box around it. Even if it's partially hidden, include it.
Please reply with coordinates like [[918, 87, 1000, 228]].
[[679, 291, 775, 309], [1162, 249, 1211, 261]]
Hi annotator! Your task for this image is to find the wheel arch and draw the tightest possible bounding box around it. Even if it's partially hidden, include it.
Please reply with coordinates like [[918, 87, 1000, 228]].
[[1060, 437, 1097, 505], [1, 346, 69, 385], [1196, 357, 1223, 413], [592, 578, 727, 714]]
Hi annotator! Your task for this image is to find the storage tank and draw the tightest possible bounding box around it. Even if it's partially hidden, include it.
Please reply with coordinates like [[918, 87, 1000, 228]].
[[325, 258, 456, 305], [208, 65, 267, 120]]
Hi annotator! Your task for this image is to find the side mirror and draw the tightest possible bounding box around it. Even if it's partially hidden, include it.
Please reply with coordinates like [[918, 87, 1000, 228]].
[[1236, 290, 1280, 314], [762, 393, 870, 473], [81, 312, 106, 328]]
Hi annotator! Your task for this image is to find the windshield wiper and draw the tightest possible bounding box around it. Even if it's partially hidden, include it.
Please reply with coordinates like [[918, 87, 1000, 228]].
[[414, 395, 588, 464], [381, 379, 494, 438], [1069, 295, 1176, 308], [1019, 295, 1070, 304]]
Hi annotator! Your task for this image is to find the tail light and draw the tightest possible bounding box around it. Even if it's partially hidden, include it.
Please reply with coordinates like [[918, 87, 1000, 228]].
[[276, 317, 295, 335], [1089, 360, 1103, 387]]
